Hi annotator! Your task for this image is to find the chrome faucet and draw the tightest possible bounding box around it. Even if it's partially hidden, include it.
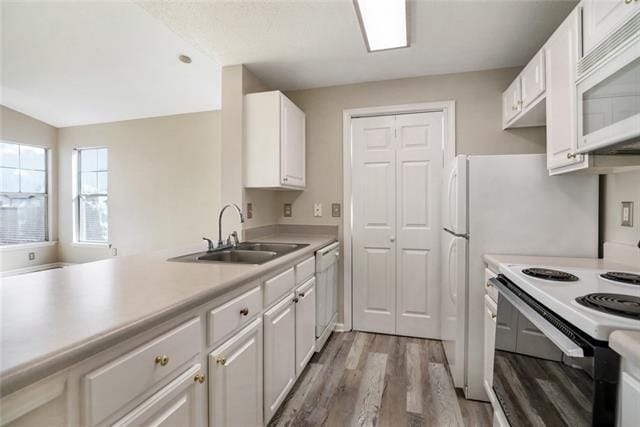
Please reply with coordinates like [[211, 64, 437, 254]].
[[218, 203, 245, 247]]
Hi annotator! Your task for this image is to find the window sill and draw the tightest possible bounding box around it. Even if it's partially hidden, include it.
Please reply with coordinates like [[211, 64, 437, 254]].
[[70, 242, 111, 249], [0, 241, 58, 252]]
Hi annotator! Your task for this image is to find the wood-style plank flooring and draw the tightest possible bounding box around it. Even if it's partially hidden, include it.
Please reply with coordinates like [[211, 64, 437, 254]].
[[269, 331, 492, 427]]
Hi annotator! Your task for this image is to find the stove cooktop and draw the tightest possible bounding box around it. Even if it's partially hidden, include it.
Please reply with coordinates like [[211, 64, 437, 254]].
[[600, 271, 640, 286], [522, 268, 579, 282], [499, 263, 640, 340], [576, 293, 640, 320]]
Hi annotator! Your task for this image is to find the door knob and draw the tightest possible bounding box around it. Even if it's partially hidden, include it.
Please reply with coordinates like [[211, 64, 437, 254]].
[[390, 236, 396, 242]]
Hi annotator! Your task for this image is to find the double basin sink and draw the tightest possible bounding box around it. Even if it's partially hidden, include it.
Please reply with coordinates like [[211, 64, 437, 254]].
[[169, 242, 309, 265]]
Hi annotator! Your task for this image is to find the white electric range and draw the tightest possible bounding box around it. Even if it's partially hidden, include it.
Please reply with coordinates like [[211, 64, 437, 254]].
[[499, 264, 640, 340], [488, 263, 640, 426]]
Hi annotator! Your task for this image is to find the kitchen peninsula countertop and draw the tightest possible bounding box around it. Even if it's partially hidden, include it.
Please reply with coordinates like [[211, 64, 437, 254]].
[[0, 234, 337, 396]]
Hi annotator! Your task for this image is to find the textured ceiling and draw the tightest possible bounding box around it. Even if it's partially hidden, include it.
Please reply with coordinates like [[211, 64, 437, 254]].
[[139, 0, 577, 91], [1, 1, 222, 127]]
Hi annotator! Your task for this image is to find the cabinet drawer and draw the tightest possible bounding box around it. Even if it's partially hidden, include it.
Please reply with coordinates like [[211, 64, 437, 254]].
[[264, 267, 295, 307], [84, 318, 201, 426], [295, 256, 315, 285], [208, 286, 262, 346], [484, 268, 498, 303]]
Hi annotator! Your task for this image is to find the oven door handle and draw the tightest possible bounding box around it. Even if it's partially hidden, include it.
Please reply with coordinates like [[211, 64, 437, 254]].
[[490, 278, 585, 358]]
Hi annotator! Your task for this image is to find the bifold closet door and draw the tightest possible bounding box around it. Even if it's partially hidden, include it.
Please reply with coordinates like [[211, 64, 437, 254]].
[[352, 112, 442, 338]]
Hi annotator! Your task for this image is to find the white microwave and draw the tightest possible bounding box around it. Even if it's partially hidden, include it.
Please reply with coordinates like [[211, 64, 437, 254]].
[[576, 13, 640, 155]]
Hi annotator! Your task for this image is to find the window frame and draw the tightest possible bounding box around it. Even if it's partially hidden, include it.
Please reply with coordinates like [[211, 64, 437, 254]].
[[74, 147, 109, 244], [0, 140, 51, 247]]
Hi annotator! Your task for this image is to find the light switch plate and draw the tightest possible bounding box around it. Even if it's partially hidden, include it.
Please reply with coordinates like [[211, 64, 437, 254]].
[[283, 203, 292, 217], [314, 203, 322, 217], [332, 203, 341, 217], [621, 201, 633, 227], [246, 202, 253, 219]]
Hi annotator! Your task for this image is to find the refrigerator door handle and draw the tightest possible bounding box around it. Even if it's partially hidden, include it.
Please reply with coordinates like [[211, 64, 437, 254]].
[[443, 228, 469, 239]]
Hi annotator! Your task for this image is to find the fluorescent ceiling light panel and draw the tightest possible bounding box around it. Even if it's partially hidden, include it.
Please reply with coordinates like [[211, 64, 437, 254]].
[[355, 0, 407, 52]]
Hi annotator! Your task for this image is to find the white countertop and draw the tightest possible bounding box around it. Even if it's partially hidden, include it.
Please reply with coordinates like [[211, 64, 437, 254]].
[[0, 234, 337, 396], [610, 330, 640, 367]]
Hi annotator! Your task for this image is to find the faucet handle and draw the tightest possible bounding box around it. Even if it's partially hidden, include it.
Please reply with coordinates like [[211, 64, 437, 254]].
[[202, 237, 215, 252]]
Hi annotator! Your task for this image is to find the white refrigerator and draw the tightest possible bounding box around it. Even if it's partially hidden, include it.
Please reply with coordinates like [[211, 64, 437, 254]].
[[440, 154, 599, 401]]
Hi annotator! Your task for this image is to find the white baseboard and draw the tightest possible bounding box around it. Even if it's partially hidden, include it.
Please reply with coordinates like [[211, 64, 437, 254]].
[[333, 323, 348, 332], [1, 262, 74, 278]]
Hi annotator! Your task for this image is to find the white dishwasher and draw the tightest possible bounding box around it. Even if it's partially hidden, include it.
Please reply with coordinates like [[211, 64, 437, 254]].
[[315, 241, 340, 351]]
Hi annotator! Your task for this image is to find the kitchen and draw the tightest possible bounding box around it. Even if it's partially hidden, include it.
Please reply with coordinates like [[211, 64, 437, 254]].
[[0, 0, 639, 426]]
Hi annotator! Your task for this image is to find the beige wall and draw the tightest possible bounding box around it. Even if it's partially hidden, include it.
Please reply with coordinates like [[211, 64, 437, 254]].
[[602, 170, 640, 255], [57, 111, 222, 263], [0, 106, 59, 271], [220, 64, 280, 239], [278, 67, 545, 227]]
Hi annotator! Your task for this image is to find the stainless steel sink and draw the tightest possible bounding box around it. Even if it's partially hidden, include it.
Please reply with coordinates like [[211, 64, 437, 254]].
[[237, 242, 305, 254], [168, 242, 309, 265], [198, 249, 278, 264]]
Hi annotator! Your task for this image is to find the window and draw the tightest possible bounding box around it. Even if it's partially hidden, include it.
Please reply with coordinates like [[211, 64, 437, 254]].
[[76, 148, 108, 243], [0, 141, 49, 245]]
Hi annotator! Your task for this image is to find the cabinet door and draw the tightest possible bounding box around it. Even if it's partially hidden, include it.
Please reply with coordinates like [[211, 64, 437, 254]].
[[520, 51, 545, 109], [483, 296, 497, 395], [545, 9, 589, 173], [583, 0, 640, 55], [263, 293, 296, 423], [112, 364, 206, 427], [295, 278, 316, 376], [209, 318, 263, 427], [502, 78, 521, 126], [280, 95, 306, 188]]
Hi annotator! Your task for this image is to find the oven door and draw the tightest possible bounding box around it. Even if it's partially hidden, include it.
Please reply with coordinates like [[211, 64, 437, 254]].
[[489, 276, 618, 427], [576, 37, 640, 154]]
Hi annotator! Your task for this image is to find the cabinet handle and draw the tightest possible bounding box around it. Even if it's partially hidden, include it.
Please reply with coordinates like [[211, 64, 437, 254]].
[[154, 355, 169, 366], [566, 152, 577, 159], [216, 356, 227, 366], [194, 374, 207, 384], [487, 310, 497, 320], [625, 0, 632, 4], [240, 307, 249, 316], [298, 292, 305, 298], [511, 105, 517, 111], [283, 177, 288, 182], [293, 297, 299, 303], [517, 99, 523, 106], [485, 282, 493, 289]]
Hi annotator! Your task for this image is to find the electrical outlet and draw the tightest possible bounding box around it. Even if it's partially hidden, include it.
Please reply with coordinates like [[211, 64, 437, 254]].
[[246, 202, 253, 219], [110, 247, 118, 256], [28, 252, 35, 261], [283, 203, 292, 217], [332, 203, 341, 218], [622, 201, 634, 227], [314, 203, 322, 217]]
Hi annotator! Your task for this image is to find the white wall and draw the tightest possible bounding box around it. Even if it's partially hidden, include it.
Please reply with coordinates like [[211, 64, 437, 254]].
[[57, 111, 222, 263], [0, 106, 59, 271], [603, 170, 640, 261]]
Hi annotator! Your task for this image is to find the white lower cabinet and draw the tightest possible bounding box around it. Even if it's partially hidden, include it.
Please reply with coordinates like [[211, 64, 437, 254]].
[[113, 364, 206, 427], [263, 293, 297, 423], [209, 318, 263, 427], [295, 278, 316, 376], [619, 367, 640, 427]]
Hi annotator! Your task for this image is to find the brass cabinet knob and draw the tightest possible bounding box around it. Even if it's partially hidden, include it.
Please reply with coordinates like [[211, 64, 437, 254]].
[[517, 99, 523, 105], [293, 297, 299, 303], [625, 0, 632, 4], [240, 307, 249, 316], [485, 282, 493, 289], [216, 356, 227, 366], [567, 152, 577, 159], [491, 313, 497, 320], [194, 374, 206, 384], [155, 355, 169, 366], [298, 292, 305, 298]]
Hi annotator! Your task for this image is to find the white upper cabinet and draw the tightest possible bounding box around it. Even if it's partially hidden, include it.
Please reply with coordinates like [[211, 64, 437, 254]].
[[583, 0, 640, 55], [502, 51, 546, 129], [244, 90, 306, 190], [545, 8, 590, 174], [520, 51, 546, 109]]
